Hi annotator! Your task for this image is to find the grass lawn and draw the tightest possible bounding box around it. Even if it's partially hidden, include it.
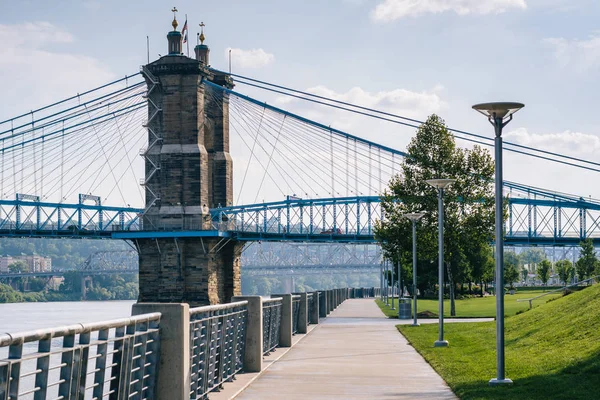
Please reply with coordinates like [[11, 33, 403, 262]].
[[397, 284, 600, 400], [376, 289, 562, 318]]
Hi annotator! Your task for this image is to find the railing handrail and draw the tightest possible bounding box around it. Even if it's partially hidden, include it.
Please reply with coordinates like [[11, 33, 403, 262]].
[[263, 297, 283, 304], [189, 300, 248, 315], [516, 275, 600, 303], [0, 312, 161, 347], [291, 294, 301, 300]]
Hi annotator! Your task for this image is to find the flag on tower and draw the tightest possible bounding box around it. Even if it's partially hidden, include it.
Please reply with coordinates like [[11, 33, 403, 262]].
[[182, 18, 188, 43]]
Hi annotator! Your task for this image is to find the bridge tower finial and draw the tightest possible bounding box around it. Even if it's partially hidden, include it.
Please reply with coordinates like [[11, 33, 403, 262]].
[[171, 7, 179, 30], [167, 7, 182, 55], [194, 21, 210, 65]]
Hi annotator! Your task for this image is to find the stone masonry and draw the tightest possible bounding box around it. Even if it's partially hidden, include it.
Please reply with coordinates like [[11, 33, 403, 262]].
[[137, 37, 240, 305]]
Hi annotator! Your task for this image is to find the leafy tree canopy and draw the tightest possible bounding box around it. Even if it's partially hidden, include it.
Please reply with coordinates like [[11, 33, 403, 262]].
[[375, 114, 496, 312]]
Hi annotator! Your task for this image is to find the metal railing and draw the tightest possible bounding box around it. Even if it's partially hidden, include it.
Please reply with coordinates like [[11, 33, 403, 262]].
[[262, 298, 282, 355], [291, 295, 301, 335], [516, 275, 600, 309], [0, 313, 160, 400], [189, 301, 248, 400]]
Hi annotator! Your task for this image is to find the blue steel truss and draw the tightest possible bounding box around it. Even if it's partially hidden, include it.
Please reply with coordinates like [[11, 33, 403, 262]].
[[210, 196, 381, 243], [0, 195, 142, 238], [210, 186, 600, 245], [0, 185, 598, 245]]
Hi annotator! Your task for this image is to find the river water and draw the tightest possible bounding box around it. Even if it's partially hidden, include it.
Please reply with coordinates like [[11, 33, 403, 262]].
[[0, 301, 137, 398], [0, 300, 136, 334]]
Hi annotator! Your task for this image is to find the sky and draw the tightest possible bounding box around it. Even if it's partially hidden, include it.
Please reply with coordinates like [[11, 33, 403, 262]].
[[1, 0, 599, 206]]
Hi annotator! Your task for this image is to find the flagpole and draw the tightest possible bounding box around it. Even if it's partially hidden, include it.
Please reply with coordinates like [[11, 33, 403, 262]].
[[186, 14, 189, 57]]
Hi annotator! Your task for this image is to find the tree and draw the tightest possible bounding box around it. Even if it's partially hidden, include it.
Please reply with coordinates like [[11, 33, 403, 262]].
[[521, 267, 528, 284], [8, 261, 28, 273], [576, 239, 598, 281], [537, 259, 552, 286], [519, 248, 546, 272], [375, 114, 495, 316], [504, 251, 520, 289], [555, 260, 574, 285]]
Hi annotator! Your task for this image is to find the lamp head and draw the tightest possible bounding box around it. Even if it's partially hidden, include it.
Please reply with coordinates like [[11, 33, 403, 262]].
[[404, 212, 426, 222], [425, 178, 456, 190], [472, 102, 524, 120]]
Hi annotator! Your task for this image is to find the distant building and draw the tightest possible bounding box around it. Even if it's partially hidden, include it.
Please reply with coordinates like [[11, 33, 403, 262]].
[[0, 256, 13, 273], [0, 255, 52, 273]]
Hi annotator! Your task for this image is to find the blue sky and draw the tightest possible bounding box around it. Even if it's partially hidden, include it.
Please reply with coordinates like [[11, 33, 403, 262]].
[[1, 0, 599, 203]]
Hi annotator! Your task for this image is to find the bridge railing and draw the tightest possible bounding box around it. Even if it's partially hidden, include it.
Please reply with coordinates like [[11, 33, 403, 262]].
[[261, 298, 282, 355], [189, 301, 248, 400], [0, 289, 369, 400], [291, 295, 301, 335], [0, 312, 160, 400]]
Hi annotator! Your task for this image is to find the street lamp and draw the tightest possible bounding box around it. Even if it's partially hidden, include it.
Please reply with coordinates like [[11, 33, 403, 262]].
[[391, 257, 396, 310], [404, 212, 426, 327], [426, 178, 455, 347], [473, 102, 524, 386], [380, 261, 384, 301]]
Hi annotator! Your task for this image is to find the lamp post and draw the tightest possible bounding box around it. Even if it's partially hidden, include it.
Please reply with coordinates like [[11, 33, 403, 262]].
[[473, 102, 524, 386], [426, 178, 455, 347], [404, 212, 426, 326], [391, 257, 396, 310], [385, 259, 390, 306], [380, 261, 384, 300]]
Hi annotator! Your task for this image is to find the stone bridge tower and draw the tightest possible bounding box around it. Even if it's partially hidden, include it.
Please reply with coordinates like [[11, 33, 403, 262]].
[[136, 16, 242, 305]]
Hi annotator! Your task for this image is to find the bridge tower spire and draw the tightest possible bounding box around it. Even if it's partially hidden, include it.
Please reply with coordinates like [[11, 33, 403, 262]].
[[136, 14, 240, 306]]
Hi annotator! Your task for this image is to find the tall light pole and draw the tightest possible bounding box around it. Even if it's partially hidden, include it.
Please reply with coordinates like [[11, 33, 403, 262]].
[[385, 259, 390, 306], [391, 257, 396, 310], [380, 261, 384, 300], [473, 102, 524, 385], [404, 212, 426, 327], [426, 178, 455, 347]]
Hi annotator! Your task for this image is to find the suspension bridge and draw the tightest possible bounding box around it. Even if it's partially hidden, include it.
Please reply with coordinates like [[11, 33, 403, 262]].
[[0, 18, 599, 304]]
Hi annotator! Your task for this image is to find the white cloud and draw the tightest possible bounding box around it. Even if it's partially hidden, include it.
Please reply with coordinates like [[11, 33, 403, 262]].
[[544, 34, 600, 71], [270, 84, 445, 149], [505, 128, 600, 155], [277, 85, 444, 120], [371, 0, 527, 21], [226, 48, 274, 69], [0, 22, 115, 118]]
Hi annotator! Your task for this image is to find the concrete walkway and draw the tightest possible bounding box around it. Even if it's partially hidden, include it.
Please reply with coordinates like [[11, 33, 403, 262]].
[[234, 299, 457, 399]]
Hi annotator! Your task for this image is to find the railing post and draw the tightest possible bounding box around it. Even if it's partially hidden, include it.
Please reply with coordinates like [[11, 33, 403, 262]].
[[132, 303, 189, 400], [272, 294, 292, 347], [296, 292, 308, 334], [319, 291, 327, 318], [310, 291, 320, 324], [232, 296, 263, 373]]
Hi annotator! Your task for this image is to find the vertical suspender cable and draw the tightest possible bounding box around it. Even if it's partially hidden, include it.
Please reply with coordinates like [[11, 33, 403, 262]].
[[354, 140, 358, 195], [61, 123, 65, 201], [368, 144, 372, 194], [12, 123, 16, 196], [378, 148, 381, 194], [346, 137, 349, 196], [330, 128, 334, 196]]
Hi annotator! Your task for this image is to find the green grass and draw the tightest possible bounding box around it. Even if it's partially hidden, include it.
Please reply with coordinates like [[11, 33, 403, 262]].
[[376, 290, 562, 318], [397, 284, 600, 400]]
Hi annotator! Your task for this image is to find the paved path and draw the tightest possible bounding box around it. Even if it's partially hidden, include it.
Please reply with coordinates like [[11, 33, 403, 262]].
[[235, 299, 457, 399]]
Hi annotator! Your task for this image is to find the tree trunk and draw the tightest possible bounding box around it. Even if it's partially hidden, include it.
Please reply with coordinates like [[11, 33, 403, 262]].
[[446, 262, 456, 316]]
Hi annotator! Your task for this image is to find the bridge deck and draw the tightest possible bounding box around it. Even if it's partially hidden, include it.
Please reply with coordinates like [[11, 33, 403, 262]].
[[236, 299, 457, 399]]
